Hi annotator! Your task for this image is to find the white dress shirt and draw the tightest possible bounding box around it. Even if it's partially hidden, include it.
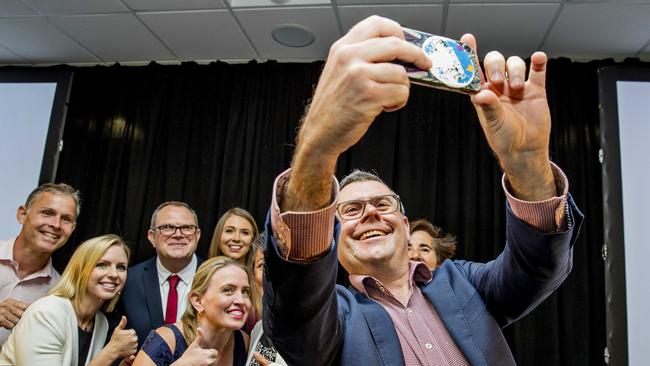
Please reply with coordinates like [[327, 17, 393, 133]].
[[156, 255, 197, 322]]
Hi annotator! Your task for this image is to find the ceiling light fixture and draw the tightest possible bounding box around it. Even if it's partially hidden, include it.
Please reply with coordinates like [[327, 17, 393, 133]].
[[271, 24, 315, 48]]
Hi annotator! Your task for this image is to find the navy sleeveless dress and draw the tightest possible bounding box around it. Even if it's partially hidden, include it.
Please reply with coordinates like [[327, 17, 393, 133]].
[[141, 324, 246, 366]]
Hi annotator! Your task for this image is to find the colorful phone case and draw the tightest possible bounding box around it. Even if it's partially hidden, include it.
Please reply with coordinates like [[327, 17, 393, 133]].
[[402, 27, 481, 95]]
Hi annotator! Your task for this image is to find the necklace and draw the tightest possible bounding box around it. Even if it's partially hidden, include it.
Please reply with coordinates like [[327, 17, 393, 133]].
[[77, 317, 94, 332]]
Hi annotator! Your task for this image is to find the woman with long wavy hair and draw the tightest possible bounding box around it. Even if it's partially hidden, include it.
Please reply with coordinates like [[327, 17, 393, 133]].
[[208, 208, 258, 268]]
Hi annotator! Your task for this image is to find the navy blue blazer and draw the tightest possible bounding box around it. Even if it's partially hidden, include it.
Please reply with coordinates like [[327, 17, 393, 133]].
[[116, 256, 203, 348], [263, 197, 583, 366]]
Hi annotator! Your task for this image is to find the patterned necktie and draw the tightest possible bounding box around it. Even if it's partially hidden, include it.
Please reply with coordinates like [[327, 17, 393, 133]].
[[164, 274, 181, 324]]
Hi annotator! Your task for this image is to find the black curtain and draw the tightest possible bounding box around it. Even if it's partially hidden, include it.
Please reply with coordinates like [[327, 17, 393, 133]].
[[46, 57, 644, 365]]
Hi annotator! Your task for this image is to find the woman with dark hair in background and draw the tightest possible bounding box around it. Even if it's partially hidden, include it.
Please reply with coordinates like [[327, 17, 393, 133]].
[[0, 234, 138, 365], [408, 218, 457, 270]]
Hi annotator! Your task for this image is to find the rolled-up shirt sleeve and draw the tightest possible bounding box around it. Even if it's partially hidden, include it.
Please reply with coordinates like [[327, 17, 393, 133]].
[[270, 162, 571, 263], [270, 169, 338, 263], [504, 162, 570, 232]]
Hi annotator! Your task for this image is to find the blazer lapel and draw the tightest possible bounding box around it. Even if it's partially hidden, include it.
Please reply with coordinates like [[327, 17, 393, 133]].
[[421, 269, 487, 366], [142, 260, 164, 326], [87, 312, 108, 364], [352, 290, 405, 366]]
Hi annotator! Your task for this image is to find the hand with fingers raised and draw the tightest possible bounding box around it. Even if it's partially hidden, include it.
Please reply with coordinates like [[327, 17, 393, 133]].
[[172, 327, 220, 366], [461, 34, 556, 201]]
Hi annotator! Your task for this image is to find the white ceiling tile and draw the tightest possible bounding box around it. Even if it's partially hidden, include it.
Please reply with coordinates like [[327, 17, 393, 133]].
[[545, 3, 650, 59], [338, 5, 444, 35], [447, 4, 559, 58], [122, 0, 225, 11], [0, 17, 96, 63], [0, 0, 648, 64], [228, 0, 331, 7], [139, 10, 256, 60], [449, 0, 559, 2], [49, 14, 174, 62], [0, 45, 28, 65], [0, 0, 38, 15], [572, 0, 650, 2], [234, 7, 339, 60], [338, 0, 437, 4], [23, 0, 127, 14]]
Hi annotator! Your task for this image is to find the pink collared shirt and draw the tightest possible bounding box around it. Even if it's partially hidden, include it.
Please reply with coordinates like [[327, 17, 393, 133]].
[[350, 262, 469, 365], [0, 237, 60, 344]]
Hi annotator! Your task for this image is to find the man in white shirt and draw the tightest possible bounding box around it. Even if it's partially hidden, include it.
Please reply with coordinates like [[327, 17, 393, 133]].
[[117, 201, 202, 347], [0, 183, 80, 344]]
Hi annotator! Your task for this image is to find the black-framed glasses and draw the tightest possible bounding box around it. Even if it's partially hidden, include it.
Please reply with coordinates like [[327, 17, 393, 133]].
[[336, 194, 401, 221], [154, 224, 198, 236]]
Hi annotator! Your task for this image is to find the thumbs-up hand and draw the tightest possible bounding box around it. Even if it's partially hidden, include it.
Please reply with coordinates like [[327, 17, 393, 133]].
[[173, 327, 219, 366], [108, 316, 138, 358]]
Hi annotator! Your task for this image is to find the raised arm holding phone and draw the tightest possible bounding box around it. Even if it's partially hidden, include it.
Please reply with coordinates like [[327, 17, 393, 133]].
[[262, 15, 583, 366]]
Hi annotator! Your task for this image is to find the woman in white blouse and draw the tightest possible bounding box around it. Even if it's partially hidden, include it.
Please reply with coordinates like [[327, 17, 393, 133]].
[[0, 234, 138, 365]]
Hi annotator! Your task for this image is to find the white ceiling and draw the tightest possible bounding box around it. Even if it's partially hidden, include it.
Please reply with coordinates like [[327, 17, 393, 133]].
[[0, 0, 649, 66]]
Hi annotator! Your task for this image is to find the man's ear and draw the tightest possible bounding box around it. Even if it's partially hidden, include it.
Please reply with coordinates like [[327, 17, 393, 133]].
[[403, 215, 411, 242], [16, 206, 28, 224], [195, 228, 201, 242], [147, 230, 156, 247]]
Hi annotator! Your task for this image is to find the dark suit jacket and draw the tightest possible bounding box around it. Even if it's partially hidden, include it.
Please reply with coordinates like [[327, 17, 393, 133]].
[[264, 197, 583, 366], [115, 256, 203, 348]]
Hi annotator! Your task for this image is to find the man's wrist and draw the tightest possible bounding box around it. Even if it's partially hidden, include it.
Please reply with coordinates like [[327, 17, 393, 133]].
[[501, 153, 556, 201], [285, 144, 338, 212], [504, 162, 569, 232]]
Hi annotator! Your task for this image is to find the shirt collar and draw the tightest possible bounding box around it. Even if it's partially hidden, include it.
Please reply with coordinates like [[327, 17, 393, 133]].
[[156, 254, 197, 286], [0, 237, 17, 261], [0, 237, 57, 280], [35, 257, 57, 279], [349, 261, 432, 297]]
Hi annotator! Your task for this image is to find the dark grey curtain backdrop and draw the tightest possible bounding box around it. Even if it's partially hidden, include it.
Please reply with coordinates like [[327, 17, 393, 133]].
[[44, 58, 644, 365]]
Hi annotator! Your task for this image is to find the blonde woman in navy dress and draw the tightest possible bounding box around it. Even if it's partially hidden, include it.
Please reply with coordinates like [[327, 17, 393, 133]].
[[133, 256, 250, 366]]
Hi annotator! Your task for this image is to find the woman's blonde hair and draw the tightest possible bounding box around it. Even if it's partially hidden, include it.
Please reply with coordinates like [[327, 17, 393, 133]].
[[49, 234, 130, 313], [181, 256, 253, 344], [208, 208, 259, 268]]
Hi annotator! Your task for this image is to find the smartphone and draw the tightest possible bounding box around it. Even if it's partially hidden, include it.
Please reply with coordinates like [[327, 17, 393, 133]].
[[401, 27, 481, 95]]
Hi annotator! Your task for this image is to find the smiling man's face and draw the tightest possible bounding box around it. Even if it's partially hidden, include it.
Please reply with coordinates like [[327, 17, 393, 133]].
[[337, 180, 410, 276], [16, 191, 77, 256], [148, 205, 200, 268]]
